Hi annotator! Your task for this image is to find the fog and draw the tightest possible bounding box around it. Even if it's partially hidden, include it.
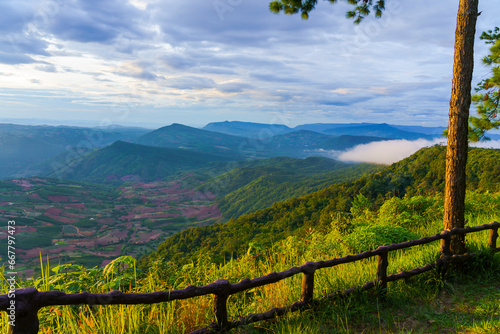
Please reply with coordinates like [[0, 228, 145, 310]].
[[335, 138, 445, 164], [470, 140, 500, 150], [327, 138, 500, 165]]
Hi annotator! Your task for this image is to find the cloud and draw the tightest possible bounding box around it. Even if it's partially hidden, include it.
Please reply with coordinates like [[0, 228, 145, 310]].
[[151, 1, 333, 47], [0, 0, 499, 126], [36, 64, 57, 72], [166, 76, 216, 90], [0, 32, 50, 64], [250, 72, 302, 84], [471, 140, 500, 150], [337, 138, 446, 165], [112, 60, 159, 80], [216, 82, 253, 93], [44, 0, 151, 43], [335, 137, 500, 166], [0, 1, 34, 32], [0, 52, 37, 65]]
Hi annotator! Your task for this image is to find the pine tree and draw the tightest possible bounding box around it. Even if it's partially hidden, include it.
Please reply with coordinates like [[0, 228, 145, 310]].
[[269, 0, 480, 254], [469, 27, 500, 141]]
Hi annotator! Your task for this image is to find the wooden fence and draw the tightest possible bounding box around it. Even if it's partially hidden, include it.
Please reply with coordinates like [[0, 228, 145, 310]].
[[1, 221, 499, 334]]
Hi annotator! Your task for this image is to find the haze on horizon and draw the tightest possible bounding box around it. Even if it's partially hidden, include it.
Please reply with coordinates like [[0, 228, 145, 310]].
[[0, 0, 499, 128]]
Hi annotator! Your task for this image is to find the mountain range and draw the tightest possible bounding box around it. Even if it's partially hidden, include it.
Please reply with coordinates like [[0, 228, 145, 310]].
[[0, 124, 149, 179], [203, 121, 447, 139], [1, 120, 499, 271], [140, 145, 500, 266], [0, 120, 459, 182]]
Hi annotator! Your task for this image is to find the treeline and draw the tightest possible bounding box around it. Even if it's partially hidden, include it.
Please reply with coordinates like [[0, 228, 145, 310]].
[[139, 146, 500, 268]]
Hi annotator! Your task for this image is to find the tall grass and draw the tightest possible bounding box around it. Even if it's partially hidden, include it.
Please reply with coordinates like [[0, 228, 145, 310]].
[[0, 191, 499, 333]]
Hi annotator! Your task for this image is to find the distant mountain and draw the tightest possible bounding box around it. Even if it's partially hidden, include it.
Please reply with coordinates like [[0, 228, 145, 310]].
[[322, 123, 432, 140], [45, 141, 234, 183], [203, 121, 293, 138], [391, 125, 446, 136], [135, 123, 386, 159], [135, 123, 266, 159], [203, 121, 443, 141], [260, 131, 386, 158], [0, 124, 150, 179], [293, 123, 376, 133]]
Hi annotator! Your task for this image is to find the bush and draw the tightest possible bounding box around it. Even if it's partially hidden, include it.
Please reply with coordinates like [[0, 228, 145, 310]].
[[465, 191, 500, 217], [342, 224, 418, 254], [378, 195, 443, 230]]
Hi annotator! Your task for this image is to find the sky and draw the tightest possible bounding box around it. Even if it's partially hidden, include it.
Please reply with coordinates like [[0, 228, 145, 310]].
[[0, 0, 499, 129]]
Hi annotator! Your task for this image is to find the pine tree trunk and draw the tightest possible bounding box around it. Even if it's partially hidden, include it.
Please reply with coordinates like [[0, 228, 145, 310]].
[[443, 0, 479, 255]]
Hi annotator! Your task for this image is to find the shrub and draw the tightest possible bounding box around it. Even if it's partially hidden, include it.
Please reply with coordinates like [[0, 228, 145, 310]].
[[378, 195, 443, 230], [342, 224, 418, 254], [465, 191, 500, 217]]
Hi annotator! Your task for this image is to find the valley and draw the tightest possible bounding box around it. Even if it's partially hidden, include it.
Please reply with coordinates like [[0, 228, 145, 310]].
[[0, 121, 499, 333], [2, 121, 427, 274], [0, 176, 219, 276]]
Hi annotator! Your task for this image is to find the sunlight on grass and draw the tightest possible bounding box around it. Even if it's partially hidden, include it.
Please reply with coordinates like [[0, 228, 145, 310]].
[[1, 192, 499, 333]]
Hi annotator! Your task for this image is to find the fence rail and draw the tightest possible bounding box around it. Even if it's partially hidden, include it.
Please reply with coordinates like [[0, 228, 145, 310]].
[[1, 221, 499, 334]]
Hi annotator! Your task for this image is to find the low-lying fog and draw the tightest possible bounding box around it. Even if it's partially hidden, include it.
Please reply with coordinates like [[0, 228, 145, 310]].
[[316, 139, 500, 165]]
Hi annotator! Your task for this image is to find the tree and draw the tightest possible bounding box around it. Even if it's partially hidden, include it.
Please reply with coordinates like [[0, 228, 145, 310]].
[[269, 0, 480, 254], [469, 27, 500, 141]]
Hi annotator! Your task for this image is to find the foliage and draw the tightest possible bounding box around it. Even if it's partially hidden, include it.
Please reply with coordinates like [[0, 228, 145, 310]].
[[101, 256, 139, 290], [269, 0, 386, 23], [212, 160, 381, 219], [350, 193, 376, 224], [465, 191, 500, 218], [341, 224, 417, 254], [2, 205, 499, 333], [378, 195, 443, 229], [470, 27, 500, 141], [141, 146, 500, 268], [30, 256, 139, 293]]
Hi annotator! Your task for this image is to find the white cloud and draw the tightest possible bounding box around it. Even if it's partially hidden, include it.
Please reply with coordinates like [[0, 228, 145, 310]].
[[337, 138, 446, 165], [0, 0, 499, 126], [471, 140, 500, 150]]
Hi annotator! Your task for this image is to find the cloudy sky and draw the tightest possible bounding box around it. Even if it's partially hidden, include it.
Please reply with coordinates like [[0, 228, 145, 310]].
[[0, 0, 498, 128]]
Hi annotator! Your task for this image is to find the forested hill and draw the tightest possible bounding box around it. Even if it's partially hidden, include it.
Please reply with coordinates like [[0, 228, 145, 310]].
[[201, 157, 382, 218], [139, 146, 500, 267], [46, 141, 233, 183]]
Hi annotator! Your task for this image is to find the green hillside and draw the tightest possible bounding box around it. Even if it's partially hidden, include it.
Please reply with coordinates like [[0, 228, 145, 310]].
[[201, 157, 382, 218], [47, 141, 234, 183], [139, 146, 500, 267]]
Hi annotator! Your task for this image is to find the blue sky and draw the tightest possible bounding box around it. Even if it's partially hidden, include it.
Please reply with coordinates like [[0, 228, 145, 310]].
[[0, 0, 499, 128]]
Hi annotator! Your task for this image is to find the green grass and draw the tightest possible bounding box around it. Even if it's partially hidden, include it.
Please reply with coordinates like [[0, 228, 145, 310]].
[[0, 195, 499, 333]]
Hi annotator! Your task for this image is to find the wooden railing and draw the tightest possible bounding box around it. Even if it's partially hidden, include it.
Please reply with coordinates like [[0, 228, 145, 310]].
[[1, 221, 499, 334]]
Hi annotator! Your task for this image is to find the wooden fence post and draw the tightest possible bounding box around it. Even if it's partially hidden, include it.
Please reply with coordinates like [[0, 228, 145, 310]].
[[8, 287, 40, 334], [489, 227, 499, 250], [213, 279, 231, 330], [376, 249, 389, 298], [301, 262, 315, 304], [439, 232, 452, 280]]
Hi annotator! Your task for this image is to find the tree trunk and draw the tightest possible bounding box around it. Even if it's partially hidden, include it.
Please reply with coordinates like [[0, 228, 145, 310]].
[[443, 0, 479, 255]]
